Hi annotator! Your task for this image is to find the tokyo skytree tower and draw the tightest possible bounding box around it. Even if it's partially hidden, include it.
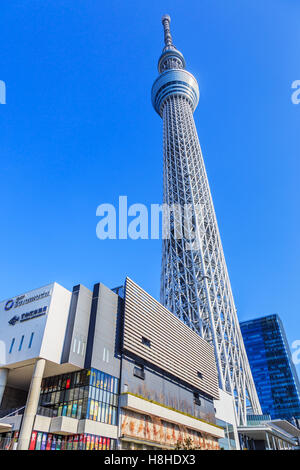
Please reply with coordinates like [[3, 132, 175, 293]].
[[151, 15, 261, 425]]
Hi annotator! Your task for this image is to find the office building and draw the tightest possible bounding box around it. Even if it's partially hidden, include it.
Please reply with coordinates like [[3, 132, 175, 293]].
[[240, 314, 300, 422]]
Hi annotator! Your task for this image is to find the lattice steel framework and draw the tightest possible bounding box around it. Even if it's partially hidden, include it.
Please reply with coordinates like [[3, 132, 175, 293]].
[[151, 15, 261, 425]]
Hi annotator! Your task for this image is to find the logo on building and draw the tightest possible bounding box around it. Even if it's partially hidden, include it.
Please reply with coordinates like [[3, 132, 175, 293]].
[[5, 299, 14, 311], [13, 291, 50, 309], [4, 291, 51, 313], [8, 315, 20, 326], [7, 306, 48, 326]]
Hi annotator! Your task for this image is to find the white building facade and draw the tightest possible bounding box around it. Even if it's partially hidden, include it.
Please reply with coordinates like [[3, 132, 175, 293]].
[[0, 278, 237, 451]]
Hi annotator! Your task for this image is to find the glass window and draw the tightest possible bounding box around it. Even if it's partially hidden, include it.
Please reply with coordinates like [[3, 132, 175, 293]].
[[103, 374, 108, 390], [112, 407, 117, 426], [73, 387, 79, 401], [60, 436, 67, 451], [96, 370, 101, 389], [35, 433, 43, 450], [71, 401, 78, 418], [107, 376, 111, 393], [37, 368, 120, 425], [74, 372, 80, 386], [82, 399, 88, 418], [51, 377, 58, 392], [100, 372, 104, 389], [97, 402, 103, 422], [64, 390, 70, 402], [104, 403, 109, 423], [67, 403, 72, 417], [113, 378, 119, 394], [61, 375, 67, 389], [67, 436, 73, 450], [108, 406, 112, 424], [93, 401, 98, 421], [89, 370, 96, 387], [77, 400, 83, 419], [57, 376, 62, 390]]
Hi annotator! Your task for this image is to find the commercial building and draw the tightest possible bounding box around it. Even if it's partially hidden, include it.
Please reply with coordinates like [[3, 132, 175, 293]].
[[0, 277, 238, 450], [240, 315, 300, 423]]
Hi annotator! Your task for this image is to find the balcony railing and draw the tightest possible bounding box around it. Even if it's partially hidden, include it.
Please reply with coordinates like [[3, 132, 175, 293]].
[[0, 406, 25, 419], [36, 406, 58, 418]]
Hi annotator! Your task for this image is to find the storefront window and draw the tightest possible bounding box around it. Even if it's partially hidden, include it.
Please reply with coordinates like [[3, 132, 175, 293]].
[[39, 368, 119, 425], [29, 431, 116, 450]]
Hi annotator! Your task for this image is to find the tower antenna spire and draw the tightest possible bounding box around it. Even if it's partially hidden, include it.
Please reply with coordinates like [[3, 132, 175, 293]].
[[162, 15, 173, 49]]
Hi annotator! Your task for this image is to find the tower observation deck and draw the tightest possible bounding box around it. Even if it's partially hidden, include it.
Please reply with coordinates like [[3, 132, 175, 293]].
[[151, 15, 261, 425]]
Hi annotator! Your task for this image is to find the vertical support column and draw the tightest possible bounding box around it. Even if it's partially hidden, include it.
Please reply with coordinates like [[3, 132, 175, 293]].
[[0, 368, 8, 406], [265, 432, 271, 450], [17, 358, 46, 450]]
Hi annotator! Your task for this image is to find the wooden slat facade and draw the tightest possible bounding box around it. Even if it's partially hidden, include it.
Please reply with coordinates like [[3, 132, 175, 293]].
[[123, 277, 220, 399]]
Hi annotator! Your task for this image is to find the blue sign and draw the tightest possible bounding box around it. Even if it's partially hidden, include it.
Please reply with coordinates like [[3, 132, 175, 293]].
[[8, 306, 48, 326], [5, 299, 14, 311], [8, 315, 20, 326]]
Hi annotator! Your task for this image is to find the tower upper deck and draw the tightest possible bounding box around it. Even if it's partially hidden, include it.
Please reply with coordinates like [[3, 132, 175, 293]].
[[151, 15, 199, 116]]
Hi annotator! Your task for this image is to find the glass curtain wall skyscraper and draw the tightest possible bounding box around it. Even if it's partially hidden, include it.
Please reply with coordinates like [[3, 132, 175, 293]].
[[240, 314, 300, 422], [151, 15, 261, 425]]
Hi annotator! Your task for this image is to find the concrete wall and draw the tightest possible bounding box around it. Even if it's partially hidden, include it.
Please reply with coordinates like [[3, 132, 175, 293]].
[[214, 389, 236, 425], [214, 389, 240, 449], [40, 283, 72, 364], [61, 284, 92, 368], [0, 284, 55, 366], [86, 283, 121, 379], [78, 419, 118, 439], [0, 282, 72, 368]]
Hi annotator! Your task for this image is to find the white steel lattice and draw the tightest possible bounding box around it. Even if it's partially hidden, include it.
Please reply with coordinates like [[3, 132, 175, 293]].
[[152, 16, 261, 425]]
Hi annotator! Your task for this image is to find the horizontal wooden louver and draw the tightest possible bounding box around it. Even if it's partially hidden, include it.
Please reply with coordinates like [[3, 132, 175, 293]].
[[123, 277, 219, 400]]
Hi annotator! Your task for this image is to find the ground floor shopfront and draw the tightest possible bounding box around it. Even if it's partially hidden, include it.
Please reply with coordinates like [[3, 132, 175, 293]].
[[0, 430, 117, 451], [29, 431, 116, 450], [0, 362, 225, 451]]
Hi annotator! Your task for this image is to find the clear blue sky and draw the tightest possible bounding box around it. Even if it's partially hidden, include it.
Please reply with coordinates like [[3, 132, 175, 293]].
[[1, 1, 299, 376]]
